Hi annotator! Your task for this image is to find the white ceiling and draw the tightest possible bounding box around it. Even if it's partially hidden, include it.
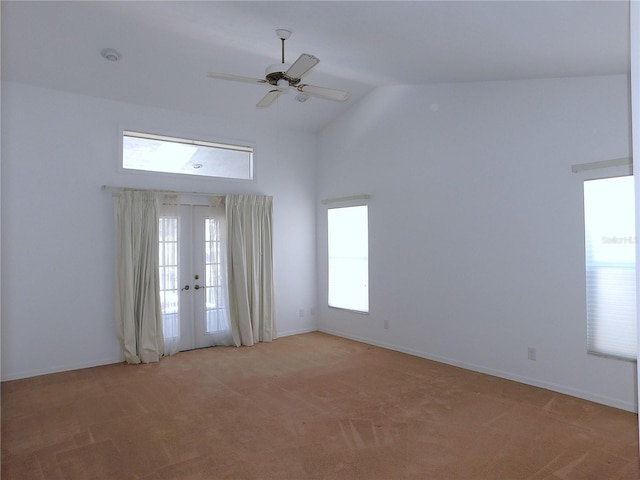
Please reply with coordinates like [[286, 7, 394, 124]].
[[1, 1, 630, 134]]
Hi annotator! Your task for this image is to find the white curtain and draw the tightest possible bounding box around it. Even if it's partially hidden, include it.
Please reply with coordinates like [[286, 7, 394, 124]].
[[226, 195, 276, 346], [113, 190, 164, 363]]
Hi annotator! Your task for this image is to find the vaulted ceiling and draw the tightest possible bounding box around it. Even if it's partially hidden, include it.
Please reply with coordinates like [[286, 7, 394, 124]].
[[1, 1, 630, 133]]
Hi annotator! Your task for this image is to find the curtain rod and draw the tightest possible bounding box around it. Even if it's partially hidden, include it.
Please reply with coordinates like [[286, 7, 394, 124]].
[[321, 194, 370, 205], [571, 157, 632, 173], [101, 185, 223, 197]]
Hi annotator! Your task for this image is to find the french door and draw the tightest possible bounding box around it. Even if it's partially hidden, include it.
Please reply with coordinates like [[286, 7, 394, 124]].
[[159, 204, 230, 352]]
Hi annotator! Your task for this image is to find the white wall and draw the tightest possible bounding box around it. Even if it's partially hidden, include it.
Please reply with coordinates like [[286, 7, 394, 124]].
[[4, 74, 636, 413], [1, 82, 318, 380], [317, 74, 636, 411]]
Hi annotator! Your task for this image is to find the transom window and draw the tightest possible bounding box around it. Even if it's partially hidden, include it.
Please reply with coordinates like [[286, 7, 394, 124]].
[[122, 130, 253, 180]]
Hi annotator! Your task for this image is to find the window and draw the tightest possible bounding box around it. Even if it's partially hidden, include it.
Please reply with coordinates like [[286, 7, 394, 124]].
[[122, 130, 253, 180], [328, 205, 369, 312], [583, 175, 636, 360]]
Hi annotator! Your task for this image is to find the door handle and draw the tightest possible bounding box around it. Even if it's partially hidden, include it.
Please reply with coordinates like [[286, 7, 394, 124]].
[[194, 284, 202, 290], [181, 285, 190, 291]]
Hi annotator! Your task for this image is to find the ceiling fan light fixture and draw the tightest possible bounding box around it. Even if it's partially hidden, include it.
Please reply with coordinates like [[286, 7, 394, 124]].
[[295, 93, 310, 102], [276, 78, 290, 93]]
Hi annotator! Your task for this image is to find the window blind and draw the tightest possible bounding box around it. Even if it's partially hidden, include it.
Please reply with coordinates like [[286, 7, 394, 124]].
[[584, 175, 637, 361]]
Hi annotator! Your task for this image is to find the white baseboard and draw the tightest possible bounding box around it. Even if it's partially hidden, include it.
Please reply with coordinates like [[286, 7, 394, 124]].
[[1, 329, 319, 381], [276, 326, 319, 338], [6, 328, 635, 413], [2, 356, 123, 382], [318, 328, 638, 413]]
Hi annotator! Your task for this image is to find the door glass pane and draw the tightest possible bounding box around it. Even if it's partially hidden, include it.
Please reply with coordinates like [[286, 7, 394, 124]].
[[159, 216, 180, 338], [204, 217, 227, 332]]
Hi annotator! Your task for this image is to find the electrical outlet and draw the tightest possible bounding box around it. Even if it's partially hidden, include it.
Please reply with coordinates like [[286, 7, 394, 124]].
[[528, 347, 537, 361]]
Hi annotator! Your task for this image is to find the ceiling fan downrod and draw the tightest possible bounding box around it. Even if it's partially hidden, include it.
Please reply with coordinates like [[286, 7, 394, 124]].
[[276, 29, 292, 64]]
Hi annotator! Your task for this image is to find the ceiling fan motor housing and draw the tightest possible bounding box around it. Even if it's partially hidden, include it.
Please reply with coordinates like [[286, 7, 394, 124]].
[[265, 64, 301, 86]]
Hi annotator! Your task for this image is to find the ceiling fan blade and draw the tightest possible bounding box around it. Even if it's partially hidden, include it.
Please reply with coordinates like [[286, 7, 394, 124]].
[[285, 54, 319, 80], [207, 72, 268, 85], [296, 84, 349, 102], [256, 90, 283, 108]]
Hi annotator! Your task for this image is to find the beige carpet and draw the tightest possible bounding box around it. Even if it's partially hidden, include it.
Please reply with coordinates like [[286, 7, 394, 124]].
[[2, 332, 638, 479]]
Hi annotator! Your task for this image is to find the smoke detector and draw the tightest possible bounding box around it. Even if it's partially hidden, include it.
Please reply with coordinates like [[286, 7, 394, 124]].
[[101, 48, 121, 62]]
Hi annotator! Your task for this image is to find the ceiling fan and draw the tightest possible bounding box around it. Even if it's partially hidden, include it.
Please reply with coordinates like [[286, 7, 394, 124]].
[[207, 29, 349, 109]]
